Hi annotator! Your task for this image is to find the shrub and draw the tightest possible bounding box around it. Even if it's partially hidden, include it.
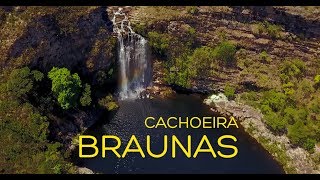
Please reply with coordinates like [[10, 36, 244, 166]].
[[294, 79, 315, 103], [224, 83, 236, 100], [303, 138, 316, 153], [283, 107, 308, 125], [261, 90, 287, 112], [251, 22, 265, 35], [264, 111, 287, 132], [148, 31, 171, 57], [280, 59, 306, 82], [239, 91, 261, 108], [282, 82, 295, 96], [5, 67, 44, 98], [98, 94, 119, 111], [307, 96, 320, 116], [213, 41, 237, 66], [287, 120, 317, 152], [95, 69, 115, 86], [0, 100, 71, 173], [164, 53, 196, 88], [259, 51, 272, 63], [252, 21, 282, 39], [189, 46, 215, 76], [314, 75, 320, 88], [186, 6, 199, 15], [265, 21, 282, 39], [132, 23, 147, 37], [187, 26, 196, 36], [80, 84, 92, 107]]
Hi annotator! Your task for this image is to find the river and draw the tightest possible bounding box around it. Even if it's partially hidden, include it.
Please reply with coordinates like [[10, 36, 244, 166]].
[[77, 94, 284, 174]]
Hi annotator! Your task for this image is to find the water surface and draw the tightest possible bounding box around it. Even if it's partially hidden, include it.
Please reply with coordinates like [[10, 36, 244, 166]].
[[79, 94, 284, 174]]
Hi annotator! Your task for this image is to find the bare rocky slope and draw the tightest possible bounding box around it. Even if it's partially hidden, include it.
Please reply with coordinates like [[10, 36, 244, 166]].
[[0, 6, 118, 145], [120, 6, 320, 93]]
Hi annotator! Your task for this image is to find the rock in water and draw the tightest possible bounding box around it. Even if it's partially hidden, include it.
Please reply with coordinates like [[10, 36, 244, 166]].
[[204, 93, 228, 105]]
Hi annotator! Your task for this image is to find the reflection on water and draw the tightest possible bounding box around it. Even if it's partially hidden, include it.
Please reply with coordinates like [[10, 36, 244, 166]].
[[79, 94, 284, 174]]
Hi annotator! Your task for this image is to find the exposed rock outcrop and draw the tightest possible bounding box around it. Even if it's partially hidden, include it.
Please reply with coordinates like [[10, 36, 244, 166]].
[[77, 167, 94, 174]]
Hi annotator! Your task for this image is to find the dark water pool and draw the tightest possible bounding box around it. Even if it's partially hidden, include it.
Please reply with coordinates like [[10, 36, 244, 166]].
[[78, 94, 284, 174]]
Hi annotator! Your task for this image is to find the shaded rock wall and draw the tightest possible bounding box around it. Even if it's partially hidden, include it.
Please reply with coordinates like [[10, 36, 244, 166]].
[[1, 7, 117, 84]]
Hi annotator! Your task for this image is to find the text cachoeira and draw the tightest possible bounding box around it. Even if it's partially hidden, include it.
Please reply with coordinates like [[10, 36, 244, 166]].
[[79, 116, 239, 159]]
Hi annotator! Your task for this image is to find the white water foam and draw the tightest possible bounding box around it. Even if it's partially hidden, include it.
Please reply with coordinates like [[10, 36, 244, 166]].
[[112, 8, 151, 100]]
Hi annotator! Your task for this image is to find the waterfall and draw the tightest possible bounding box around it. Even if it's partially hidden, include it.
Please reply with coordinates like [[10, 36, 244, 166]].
[[112, 8, 151, 100]]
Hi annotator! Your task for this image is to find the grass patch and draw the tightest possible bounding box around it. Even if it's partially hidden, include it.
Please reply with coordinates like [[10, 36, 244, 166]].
[[251, 21, 283, 39]]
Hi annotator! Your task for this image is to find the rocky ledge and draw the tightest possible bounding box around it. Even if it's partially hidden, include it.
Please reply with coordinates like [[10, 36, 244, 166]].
[[204, 93, 320, 174]]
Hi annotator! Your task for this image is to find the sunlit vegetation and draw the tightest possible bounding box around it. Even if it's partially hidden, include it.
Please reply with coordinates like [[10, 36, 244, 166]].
[[148, 29, 238, 88], [251, 21, 283, 39], [186, 6, 199, 15], [314, 75, 320, 88], [148, 31, 171, 58], [48, 67, 83, 110], [224, 84, 236, 100], [259, 51, 272, 63], [240, 58, 320, 152], [80, 84, 92, 107], [98, 94, 119, 111]]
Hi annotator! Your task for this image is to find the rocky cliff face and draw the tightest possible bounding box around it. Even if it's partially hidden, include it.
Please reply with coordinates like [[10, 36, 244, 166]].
[[0, 7, 116, 84], [0, 6, 118, 145], [124, 6, 320, 93]]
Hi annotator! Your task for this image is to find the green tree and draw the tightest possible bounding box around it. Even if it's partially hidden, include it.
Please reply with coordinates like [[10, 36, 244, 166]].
[[287, 120, 317, 152], [264, 111, 287, 132], [5, 67, 43, 99], [261, 90, 287, 112], [48, 67, 82, 110], [189, 46, 216, 76], [224, 83, 236, 100], [80, 83, 92, 107], [165, 53, 196, 88], [148, 31, 171, 57], [280, 59, 306, 83], [98, 94, 119, 111]]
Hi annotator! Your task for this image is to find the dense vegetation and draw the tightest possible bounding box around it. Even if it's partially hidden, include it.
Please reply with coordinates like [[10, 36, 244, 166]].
[[147, 30, 237, 88], [0, 65, 118, 173], [0, 67, 75, 173], [142, 6, 320, 156], [0, 7, 118, 173], [241, 59, 320, 152], [48, 67, 94, 110]]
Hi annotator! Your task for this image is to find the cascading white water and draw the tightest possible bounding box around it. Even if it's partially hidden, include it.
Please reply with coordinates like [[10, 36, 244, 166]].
[[112, 8, 151, 100]]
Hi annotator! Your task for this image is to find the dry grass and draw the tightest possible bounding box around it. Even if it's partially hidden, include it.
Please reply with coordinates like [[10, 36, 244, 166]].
[[130, 6, 187, 25], [277, 6, 320, 21], [0, 6, 98, 66]]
